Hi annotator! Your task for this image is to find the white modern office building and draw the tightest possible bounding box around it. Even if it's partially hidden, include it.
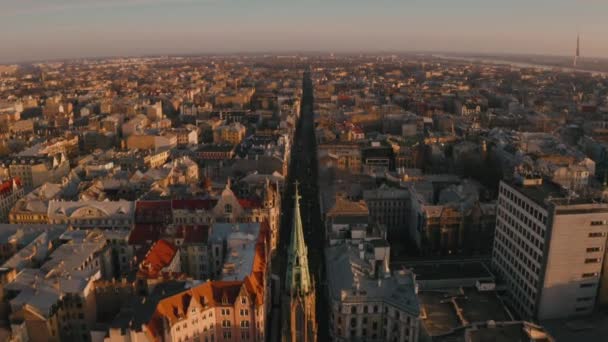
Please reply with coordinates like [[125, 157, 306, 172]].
[[492, 174, 608, 320]]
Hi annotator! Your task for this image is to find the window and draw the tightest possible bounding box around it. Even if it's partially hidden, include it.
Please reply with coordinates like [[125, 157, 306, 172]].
[[591, 221, 607, 226], [582, 272, 599, 278], [240, 320, 250, 328], [580, 283, 595, 288], [576, 297, 594, 302], [587, 247, 601, 253], [589, 232, 606, 238], [585, 258, 601, 264], [241, 297, 247, 305], [222, 320, 231, 328], [225, 204, 232, 214]]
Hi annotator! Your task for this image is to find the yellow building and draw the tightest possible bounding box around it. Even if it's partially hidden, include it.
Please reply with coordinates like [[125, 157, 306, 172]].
[[213, 122, 247, 145]]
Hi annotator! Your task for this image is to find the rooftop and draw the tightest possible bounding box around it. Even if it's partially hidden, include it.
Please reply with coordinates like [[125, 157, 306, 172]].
[[327, 195, 369, 218], [506, 178, 608, 210], [325, 243, 419, 316], [138, 240, 179, 279], [419, 287, 511, 337]]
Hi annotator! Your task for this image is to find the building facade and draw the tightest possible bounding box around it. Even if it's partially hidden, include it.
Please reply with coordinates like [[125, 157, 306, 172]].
[[492, 175, 608, 320], [2, 154, 70, 190], [47, 200, 135, 229], [326, 243, 421, 342], [364, 185, 409, 242], [213, 122, 247, 145]]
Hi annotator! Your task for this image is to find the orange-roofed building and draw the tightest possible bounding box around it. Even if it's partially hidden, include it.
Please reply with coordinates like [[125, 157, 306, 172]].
[[106, 278, 266, 342], [105, 221, 271, 342], [137, 239, 182, 280]]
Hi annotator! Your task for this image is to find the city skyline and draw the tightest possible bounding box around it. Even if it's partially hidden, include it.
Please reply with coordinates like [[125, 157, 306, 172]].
[[2, 0, 608, 63]]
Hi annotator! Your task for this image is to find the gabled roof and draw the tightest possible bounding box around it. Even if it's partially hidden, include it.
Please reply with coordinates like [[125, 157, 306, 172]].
[[138, 240, 179, 279], [147, 279, 258, 340]]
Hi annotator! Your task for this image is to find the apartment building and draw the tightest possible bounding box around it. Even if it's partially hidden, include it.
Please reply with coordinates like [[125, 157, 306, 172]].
[[363, 184, 409, 241], [1, 154, 70, 190], [47, 200, 135, 230], [326, 242, 420, 342], [213, 122, 247, 145]]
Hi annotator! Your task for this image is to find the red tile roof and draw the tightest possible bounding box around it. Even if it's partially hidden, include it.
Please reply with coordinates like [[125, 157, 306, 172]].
[[0, 178, 20, 196], [237, 198, 262, 209], [136, 200, 172, 210], [129, 224, 164, 245], [129, 224, 210, 246], [176, 225, 209, 244], [147, 280, 245, 340], [138, 239, 178, 279], [171, 199, 217, 210], [143, 220, 272, 341]]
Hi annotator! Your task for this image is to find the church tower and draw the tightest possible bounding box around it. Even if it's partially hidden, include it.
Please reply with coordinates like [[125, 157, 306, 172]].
[[282, 182, 317, 342]]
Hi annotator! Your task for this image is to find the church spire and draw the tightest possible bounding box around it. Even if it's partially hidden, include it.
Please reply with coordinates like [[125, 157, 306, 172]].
[[286, 181, 312, 295], [282, 181, 317, 342]]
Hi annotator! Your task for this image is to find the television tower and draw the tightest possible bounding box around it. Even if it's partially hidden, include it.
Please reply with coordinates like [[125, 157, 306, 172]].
[[573, 33, 580, 67]]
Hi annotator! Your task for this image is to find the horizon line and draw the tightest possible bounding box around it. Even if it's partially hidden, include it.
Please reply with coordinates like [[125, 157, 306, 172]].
[[2, 49, 607, 66]]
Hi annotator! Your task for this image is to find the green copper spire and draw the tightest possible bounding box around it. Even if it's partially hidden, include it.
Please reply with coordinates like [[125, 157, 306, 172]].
[[285, 181, 312, 295]]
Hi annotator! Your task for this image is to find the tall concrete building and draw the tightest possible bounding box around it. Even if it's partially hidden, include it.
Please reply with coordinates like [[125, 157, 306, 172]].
[[282, 183, 317, 342], [492, 174, 608, 321]]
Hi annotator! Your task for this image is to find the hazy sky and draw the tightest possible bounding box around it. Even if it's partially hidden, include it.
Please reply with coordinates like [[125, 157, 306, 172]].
[[1, 0, 607, 63]]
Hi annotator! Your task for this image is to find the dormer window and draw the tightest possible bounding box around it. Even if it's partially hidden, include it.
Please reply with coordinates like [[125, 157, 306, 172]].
[[241, 297, 247, 305]]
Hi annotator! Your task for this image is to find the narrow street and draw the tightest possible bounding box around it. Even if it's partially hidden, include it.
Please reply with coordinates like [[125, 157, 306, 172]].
[[272, 70, 330, 341]]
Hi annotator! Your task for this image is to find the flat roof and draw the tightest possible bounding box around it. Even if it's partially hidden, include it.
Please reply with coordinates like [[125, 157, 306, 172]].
[[506, 179, 608, 211], [419, 288, 510, 337], [506, 180, 563, 209]]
